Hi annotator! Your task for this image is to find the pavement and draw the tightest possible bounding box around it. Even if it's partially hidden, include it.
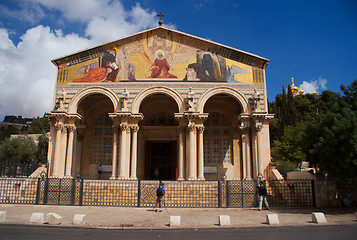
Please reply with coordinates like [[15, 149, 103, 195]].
[[0, 204, 356, 229]]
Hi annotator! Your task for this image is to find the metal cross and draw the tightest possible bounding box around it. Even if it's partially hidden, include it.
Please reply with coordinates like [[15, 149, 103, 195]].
[[157, 12, 164, 26]]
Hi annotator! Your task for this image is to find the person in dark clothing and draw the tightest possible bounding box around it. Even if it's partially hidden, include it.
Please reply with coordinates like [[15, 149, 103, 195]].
[[257, 181, 269, 211], [155, 183, 166, 212]]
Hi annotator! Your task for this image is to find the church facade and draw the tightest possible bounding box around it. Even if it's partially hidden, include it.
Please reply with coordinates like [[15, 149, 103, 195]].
[[46, 26, 273, 181]]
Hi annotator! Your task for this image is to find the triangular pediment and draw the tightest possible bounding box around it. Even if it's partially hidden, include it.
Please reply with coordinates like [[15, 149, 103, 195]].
[[53, 26, 269, 84]]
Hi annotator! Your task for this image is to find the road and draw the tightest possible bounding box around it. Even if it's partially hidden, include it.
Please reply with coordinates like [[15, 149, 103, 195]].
[[0, 225, 356, 240]]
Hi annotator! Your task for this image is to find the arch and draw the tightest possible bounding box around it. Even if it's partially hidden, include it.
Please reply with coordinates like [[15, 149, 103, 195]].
[[196, 87, 250, 114], [132, 86, 184, 113], [68, 87, 120, 114]]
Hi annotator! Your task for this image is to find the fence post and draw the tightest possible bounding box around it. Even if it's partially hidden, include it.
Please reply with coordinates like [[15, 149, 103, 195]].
[[226, 181, 230, 208], [43, 178, 49, 205], [311, 180, 316, 207], [137, 180, 141, 207], [70, 178, 76, 206], [78, 179, 84, 206], [218, 180, 222, 208], [35, 178, 41, 205]]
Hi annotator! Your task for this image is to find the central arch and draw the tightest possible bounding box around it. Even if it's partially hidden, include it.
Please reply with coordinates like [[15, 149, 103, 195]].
[[131, 87, 184, 113], [196, 87, 250, 114]]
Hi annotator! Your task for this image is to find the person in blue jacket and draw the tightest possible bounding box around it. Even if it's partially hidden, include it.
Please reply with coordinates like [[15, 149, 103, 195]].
[[155, 182, 166, 212]]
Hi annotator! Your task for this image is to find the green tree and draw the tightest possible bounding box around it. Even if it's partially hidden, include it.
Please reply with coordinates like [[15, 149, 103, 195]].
[[26, 116, 50, 134], [0, 136, 38, 162], [273, 123, 306, 164], [286, 85, 297, 127], [301, 87, 357, 178], [36, 134, 49, 164]]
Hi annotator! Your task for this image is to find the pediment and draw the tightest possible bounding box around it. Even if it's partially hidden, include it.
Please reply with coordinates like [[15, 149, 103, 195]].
[[53, 26, 269, 85]]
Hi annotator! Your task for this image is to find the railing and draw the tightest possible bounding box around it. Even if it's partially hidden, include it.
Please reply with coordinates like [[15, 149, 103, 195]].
[[0, 177, 315, 208]]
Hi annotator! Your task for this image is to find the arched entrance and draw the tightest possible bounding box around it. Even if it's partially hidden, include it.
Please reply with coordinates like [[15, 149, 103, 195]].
[[138, 93, 179, 180], [203, 94, 243, 180], [75, 94, 114, 179]]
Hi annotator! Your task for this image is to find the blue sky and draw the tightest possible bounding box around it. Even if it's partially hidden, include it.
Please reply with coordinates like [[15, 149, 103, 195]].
[[0, 0, 356, 120]]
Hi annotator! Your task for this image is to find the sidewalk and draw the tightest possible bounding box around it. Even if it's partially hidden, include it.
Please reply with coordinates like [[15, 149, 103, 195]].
[[1, 204, 356, 229]]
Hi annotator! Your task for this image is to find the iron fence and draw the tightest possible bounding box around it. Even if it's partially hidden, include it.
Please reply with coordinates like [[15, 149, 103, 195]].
[[0, 177, 315, 208]]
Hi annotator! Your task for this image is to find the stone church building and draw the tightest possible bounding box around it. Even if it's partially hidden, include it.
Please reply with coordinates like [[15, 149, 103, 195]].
[[46, 26, 274, 181]]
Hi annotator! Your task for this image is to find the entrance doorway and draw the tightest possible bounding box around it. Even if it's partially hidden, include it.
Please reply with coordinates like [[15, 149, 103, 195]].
[[145, 141, 177, 180]]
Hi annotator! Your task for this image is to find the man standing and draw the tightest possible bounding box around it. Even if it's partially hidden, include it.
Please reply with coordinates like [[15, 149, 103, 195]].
[[98, 164, 102, 179], [257, 181, 269, 211], [155, 182, 166, 212]]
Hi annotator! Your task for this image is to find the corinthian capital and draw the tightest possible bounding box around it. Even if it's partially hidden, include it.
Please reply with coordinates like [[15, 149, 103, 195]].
[[196, 126, 205, 134], [55, 122, 64, 131], [131, 125, 139, 133], [66, 124, 76, 133], [120, 124, 128, 131]]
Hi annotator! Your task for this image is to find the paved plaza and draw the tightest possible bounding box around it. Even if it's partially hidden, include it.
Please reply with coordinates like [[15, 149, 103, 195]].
[[0, 204, 356, 229]]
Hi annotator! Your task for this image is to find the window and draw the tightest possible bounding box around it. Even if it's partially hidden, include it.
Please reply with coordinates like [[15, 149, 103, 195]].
[[92, 113, 112, 163], [204, 112, 232, 164]]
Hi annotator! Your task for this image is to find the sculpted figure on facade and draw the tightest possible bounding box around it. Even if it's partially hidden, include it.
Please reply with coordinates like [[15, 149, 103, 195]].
[[121, 88, 130, 111], [58, 88, 67, 111], [252, 88, 261, 111], [187, 87, 195, 112]]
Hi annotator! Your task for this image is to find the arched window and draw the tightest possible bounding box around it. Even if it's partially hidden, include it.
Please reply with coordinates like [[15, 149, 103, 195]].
[[92, 112, 112, 163], [204, 112, 232, 164]]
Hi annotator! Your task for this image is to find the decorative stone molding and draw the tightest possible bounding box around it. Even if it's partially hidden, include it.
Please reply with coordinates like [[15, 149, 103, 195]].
[[196, 87, 250, 114], [131, 86, 184, 113], [67, 86, 120, 114]]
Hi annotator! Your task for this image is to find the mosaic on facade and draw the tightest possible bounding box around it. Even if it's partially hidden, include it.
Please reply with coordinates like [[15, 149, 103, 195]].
[[59, 29, 259, 84]]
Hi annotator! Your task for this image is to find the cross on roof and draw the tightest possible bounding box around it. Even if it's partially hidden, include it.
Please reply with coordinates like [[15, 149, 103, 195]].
[[157, 12, 164, 26]]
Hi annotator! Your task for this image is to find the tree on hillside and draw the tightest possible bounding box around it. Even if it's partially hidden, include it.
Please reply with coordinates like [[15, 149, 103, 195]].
[[0, 136, 37, 163], [300, 84, 357, 178], [26, 116, 50, 134]]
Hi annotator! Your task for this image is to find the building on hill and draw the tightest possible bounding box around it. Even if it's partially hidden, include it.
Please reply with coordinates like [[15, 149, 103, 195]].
[[45, 26, 274, 180]]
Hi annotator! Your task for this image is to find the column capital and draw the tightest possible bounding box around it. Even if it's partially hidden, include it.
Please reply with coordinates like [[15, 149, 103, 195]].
[[55, 122, 64, 131], [131, 125, 139, 133], [187, 123, 195, 132], [196, 126, 205, 134], [66, 124, 76, 133], [120, 124, 128, 131]]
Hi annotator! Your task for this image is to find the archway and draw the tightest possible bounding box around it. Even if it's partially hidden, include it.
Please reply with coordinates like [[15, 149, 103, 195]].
[[74, 94, 114, 179], [203, 93, 243, 180], [137, 93, 180, 180]]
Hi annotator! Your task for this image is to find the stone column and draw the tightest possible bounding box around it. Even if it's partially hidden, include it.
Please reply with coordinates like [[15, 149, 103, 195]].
[[110, 125, 119, 179], [187, 123, 196, 180], [53, 122, 64, 177], [241, 133, 247, 180], [256, 124, 263, 178], [125, 127, 131, 178], [130, 126, 139, 180], [118, 124, 128, 179], [58, 126, 68, 177], [245, 130, 252, 180], [177, 126, 185, 180], [64, 124, 76, 178], [197, 126, 205, 180]]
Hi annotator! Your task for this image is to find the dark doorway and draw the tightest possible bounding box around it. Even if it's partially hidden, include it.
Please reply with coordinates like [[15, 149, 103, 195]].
[[145, 141, 177, 180]]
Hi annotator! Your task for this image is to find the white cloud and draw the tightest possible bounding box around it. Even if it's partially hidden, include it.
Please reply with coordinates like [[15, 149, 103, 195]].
[[0, 1, 160, 119], [300, 77, 328, 94], [0, 26, 92, 118]]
